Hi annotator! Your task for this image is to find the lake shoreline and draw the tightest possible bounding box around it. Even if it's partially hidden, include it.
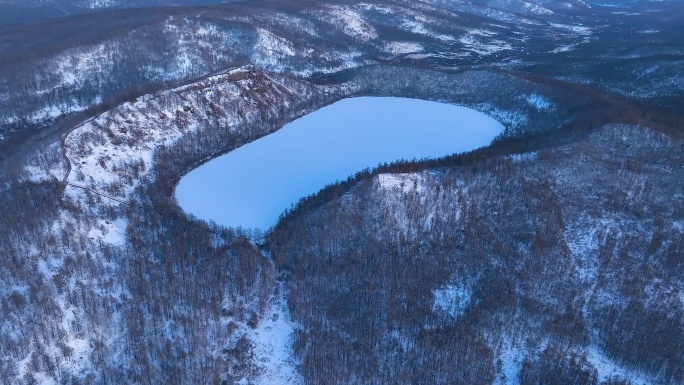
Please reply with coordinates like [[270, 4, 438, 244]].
[[176, 97, 504, 229]]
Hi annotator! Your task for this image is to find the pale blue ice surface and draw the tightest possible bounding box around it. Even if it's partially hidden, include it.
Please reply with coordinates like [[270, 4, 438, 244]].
[[176, 97, 504, 229]]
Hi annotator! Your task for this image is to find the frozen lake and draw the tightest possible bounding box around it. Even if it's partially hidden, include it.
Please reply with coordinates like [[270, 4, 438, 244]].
[[176, 97, 503, 229]]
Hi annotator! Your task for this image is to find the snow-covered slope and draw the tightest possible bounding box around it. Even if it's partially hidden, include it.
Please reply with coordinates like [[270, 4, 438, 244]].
[[62, 67, 341, 201], [269, 124, 684, 384], [0, 66, 347, 384]]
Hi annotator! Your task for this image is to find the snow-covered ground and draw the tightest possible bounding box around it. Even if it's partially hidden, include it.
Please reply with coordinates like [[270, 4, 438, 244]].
[[63, 67, 327, 203], [525, 94, 553, 110], [317, 5, 378, 41], [495, 340, 525, 385], [246, 284, 303, 385], [432, 283, 472, 319], [6, 65, 335, 385], [384, 41, 424, 54], [586, 346, 654, 385]]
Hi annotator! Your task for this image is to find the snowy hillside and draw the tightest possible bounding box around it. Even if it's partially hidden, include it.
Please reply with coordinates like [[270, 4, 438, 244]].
[[1, 0, 626, 141], [269, 124, 684, 384], [0, 66, 345, 384], [0, 0, 682, 384]]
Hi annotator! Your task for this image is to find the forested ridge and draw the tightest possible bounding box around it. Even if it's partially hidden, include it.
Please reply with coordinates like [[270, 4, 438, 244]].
[[269, 123, 684, 384]]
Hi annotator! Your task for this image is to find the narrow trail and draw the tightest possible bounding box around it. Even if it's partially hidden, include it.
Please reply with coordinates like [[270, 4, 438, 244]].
[[59, 116, 96, 184], [66, 182, 128, 204]]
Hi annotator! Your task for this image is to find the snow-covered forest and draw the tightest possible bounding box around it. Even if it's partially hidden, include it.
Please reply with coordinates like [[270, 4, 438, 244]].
[[0, 1, 682, 384]]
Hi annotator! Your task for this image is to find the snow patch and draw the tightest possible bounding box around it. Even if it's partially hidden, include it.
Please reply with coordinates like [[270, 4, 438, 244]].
[[551, 44, 577, 53], [377, 173, 424, 195], [255, 28, 296, 56], [464, 28, 498, 37], [586, 347, 653, 385], [247, 286, 303, 385], [509, 152, 537, 163], [258, 13, 320, 38], [459, 35, 512, 55], [523, 1, 554, 15], [37, 258, 63, 281], [495, 341, 525, 385], [549, 22, 592, 35], [323, 6, 378, 41], [358, 3, 394, 14], [525, 94, 552, 110], [549, 36, 592, 53], [89, 0, 116, 8], [432, 283, 471, 319], [576, 0, 592, 9], [384, 42, 423, 54], [162, 20, 245, 79], [402, 18, 455, 42], [52, 42, 117, 89], [20, 141, 67, 182], [251, 28, 297, 71], [87, 218, 128, 246], [29, 100, 95, 125]]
